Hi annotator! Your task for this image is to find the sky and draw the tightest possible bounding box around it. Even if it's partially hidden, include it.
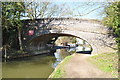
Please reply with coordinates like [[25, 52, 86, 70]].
[[43, 1, 108, 20], [57, 2, 107, 20], [22, 0, 110, 20]]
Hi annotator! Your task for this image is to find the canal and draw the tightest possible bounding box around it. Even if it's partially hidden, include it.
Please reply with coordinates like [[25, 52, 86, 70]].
[[2, 48, 74, 78], [2, 37, 91, 78]]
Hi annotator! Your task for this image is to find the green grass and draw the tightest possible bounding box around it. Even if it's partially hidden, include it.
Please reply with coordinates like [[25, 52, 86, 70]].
[[49, 55, 73, 78], [52, 68, 64, 78], [89, 52, 118, 78]]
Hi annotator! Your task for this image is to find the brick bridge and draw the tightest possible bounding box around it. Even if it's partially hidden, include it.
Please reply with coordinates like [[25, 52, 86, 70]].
[[22, 18, 116, 55]]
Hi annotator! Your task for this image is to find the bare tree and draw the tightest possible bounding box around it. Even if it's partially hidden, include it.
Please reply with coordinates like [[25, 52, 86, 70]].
[[24, 2, 73, 19]]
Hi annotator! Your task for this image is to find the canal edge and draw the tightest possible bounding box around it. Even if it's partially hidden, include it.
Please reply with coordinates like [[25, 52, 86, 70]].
[[48, 53, 75, 79]]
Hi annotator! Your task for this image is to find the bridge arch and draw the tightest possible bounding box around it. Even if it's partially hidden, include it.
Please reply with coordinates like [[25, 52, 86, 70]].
[[28, 29, 115, 55], [22, 18, 116, 55]]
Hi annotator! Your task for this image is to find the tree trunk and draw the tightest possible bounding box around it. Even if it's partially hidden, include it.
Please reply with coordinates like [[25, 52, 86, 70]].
[[4, 46, 7, 58], [18, 28, 23, 50]]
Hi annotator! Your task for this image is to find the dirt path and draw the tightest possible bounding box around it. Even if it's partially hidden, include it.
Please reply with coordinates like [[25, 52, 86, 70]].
[[63, 54, 112, 78]]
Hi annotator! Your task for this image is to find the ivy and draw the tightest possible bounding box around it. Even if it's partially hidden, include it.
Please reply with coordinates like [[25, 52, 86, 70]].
[[103, 1, 120, 51]]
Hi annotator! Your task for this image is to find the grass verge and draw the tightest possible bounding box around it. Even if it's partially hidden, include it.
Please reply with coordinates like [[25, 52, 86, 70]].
[[89, 52, 118, 78], [49, 55, 73, 78]]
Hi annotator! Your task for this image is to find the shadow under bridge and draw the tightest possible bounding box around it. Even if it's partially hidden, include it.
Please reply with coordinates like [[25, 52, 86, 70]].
[[27, 30, 92, 55]]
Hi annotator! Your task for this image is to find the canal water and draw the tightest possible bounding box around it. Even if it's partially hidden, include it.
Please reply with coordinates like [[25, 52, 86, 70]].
[[2, 46, 91, 78], [2, 48, 73, 78]]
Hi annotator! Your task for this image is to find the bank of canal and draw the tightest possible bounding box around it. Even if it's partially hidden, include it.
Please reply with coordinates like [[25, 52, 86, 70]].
[[49, 54, 74, 78]]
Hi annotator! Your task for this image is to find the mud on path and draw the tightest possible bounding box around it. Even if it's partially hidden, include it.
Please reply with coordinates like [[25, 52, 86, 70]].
[[63, 54, 112, 78]]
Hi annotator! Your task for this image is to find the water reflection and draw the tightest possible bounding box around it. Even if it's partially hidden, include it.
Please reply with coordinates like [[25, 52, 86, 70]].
[[2, 54, 56, 78], [53, 49, 72, 68], [2, 49, 72, 78], [2, 45, 91, 78]]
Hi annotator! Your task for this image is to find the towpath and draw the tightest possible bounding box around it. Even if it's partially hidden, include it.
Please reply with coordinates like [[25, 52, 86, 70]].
[[63, 54, 112, 78]]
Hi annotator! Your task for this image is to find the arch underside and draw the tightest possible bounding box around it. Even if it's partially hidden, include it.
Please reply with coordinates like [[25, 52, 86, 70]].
[[29, 30, 116, 55]]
